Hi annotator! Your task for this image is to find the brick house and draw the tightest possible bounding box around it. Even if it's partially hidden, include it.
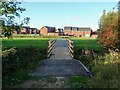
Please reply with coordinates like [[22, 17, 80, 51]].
[[91, 31, 98, 38], [18, 26, 40, 34], [76, 28, 92, 37], [20, 26, 30, 34], [12, 26, 40, 34], [64, 27, 72, 36], [64, 26, 92, 37], [30, 28, 40, 34], [40, 26, 58, 36], [57, 28, 64, 36], [13, 29, 18, 34]]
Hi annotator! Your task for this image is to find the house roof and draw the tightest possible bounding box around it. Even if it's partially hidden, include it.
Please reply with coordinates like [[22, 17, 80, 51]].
[[77, 27, 91, 31], [22, 26, 30, 28], [72, 27, 78, 30], [58, 28, 64, 33], [22, 26, 30, 32], [30, 28, 37, 30], [43, 26, 56, 32], [64, 26, 91, 31], [58, 28, 63, 30], [64, 26, 72, 30]]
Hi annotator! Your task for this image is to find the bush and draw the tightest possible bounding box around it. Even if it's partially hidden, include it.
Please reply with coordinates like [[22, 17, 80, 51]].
[[74, 47, 120, 88], [74, 47, 103, 70], [99, 11, 118, 50], [88, 50, 120, 88], [2, 47, 47, 87]]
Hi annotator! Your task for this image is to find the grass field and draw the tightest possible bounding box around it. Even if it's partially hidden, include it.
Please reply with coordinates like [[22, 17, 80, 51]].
[[70, 38, 103, 52], [2, 37, 103, 51], [2, 38, 51, 49]]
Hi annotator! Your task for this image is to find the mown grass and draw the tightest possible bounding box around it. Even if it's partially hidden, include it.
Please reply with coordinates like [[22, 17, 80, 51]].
[[12, 34, 69, 38], [70, 38, 103, 52], [2, 38, 51, 49]]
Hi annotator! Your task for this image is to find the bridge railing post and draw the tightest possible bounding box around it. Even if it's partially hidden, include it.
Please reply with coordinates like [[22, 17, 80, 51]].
[[47, 40, 55, 58], [67, 39, 74, 58]]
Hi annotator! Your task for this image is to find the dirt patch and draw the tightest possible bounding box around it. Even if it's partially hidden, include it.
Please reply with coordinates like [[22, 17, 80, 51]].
[[14, 77, 70, 88]]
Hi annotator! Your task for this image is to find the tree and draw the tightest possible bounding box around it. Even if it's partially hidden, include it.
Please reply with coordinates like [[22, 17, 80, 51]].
[[99, 10, 118, 50], [0, 0, 30, 38], [118, 1, 120, 50]]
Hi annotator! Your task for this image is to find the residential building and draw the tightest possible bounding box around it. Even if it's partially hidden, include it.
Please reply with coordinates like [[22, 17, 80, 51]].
[[64, 26, 92, 37], [20, 26, 30, 34], [30, 28, 40, 34], [58, 28, 64, 36], [40, 26, 58, 36]]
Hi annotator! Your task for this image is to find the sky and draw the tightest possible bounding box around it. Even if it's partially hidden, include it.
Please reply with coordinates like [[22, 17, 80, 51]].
[[17, 1, 119, 30]]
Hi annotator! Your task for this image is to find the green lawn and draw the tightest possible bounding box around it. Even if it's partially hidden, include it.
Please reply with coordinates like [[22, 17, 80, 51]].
[[2, 38, 51, 49], [70, 38, 103, 52], [2, 37, 103, 51]]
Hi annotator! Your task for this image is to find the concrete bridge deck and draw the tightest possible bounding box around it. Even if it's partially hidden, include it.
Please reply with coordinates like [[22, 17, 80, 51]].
[[31, 39, 91, 77]]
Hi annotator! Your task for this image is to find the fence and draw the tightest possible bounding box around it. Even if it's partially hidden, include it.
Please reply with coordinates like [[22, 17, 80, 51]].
[[67, 39, 74, 58], [47, 40, 55, 58]]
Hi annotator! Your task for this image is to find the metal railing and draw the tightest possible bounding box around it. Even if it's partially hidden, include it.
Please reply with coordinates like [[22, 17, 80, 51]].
[[67, 39, 74, 58], [47, 40, 55, 58]]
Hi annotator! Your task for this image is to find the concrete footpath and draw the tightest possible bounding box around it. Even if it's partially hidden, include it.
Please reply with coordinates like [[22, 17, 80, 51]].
[[31, 39, 91, 77], [50, 39, 72, 59]]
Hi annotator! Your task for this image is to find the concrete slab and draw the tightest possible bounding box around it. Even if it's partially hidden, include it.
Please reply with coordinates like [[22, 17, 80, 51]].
[[31, 59, 91, 77], [31, 39, 91, 77], [50, 47, 72, 59]]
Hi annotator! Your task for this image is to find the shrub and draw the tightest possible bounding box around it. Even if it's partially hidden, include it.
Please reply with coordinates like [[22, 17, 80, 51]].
[[88, 50, 120, 88], [2, 47, 47, 87], [74, 47, 103, 70], [99, 11, 118, 50]]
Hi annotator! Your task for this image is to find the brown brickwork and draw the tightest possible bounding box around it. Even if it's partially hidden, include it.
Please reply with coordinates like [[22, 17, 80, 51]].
[[64, 27, 92, 37], [40, 27, 48, 35], [30, 29, 32, 34], [40, 26, 57, 36], [20, 28, 27, 34]]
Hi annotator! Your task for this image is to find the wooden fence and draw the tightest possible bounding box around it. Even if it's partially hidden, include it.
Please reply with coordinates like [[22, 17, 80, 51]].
[[67, 39, 74, 58], [47, 40, 55, 58]]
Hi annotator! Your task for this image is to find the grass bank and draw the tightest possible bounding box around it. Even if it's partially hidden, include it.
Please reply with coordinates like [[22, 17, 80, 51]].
[[2, 38, 50, 87]]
